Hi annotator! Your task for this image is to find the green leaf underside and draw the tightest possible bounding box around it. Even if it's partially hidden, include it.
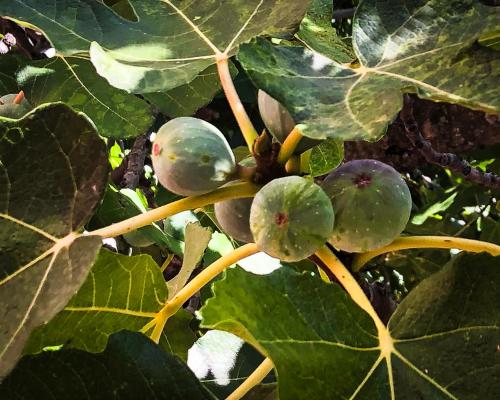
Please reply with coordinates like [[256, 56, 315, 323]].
[[0, 331, 212, 400], [0, 104, 108, 378], [309, 138, 344, 177], [239, 1, 500, 140], [1, 1, 309, 93], [24, 249, 167, 355], [296, 0, 354, 63], [201, 253, 499, 399], [7, 54, 153, 138]]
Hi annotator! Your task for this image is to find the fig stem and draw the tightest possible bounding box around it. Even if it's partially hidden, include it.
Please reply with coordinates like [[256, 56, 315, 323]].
[[285, 155, 301, 174], [226, 357, 274, 400], [216, 58, 258, 152], [352, 236, 500, 272], [87, 182, 259, 239], [315, 246, 388, 335], [149, 243, 260, 343], [277, 127, 303, 164]]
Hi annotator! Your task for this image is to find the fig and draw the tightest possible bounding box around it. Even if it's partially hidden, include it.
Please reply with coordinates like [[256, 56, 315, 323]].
[[0, 92, 32, 119], [257, 90, 319, 153], [250, 176, 334, 261], [152, 117, 236, 196], [214, 186, 253, 243], [322, 159, 412, 253]]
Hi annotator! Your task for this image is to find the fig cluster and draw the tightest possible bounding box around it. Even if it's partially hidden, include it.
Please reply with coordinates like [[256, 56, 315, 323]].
[[151, 116, 412, 261]]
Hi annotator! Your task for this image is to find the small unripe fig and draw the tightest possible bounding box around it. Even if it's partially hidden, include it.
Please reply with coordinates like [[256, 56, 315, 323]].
[[0, 92, 32, 119], [152, 117, 236, 196], [250, 176, 334, 261], [322, 159, 412, 253], [257, 90, 319, 153], [214, 187, 253, 243]]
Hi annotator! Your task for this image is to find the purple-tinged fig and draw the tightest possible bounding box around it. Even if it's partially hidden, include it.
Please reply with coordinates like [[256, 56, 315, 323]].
[[322, 159, 411, 252]]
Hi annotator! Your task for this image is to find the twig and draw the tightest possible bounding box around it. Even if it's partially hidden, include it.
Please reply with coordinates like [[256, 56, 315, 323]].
[[400, 95, 500, 189], [122, 133, 149, 189]]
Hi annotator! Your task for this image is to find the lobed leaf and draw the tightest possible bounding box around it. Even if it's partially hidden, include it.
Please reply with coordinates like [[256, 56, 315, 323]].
[[1, 0, 310, 93], [0, 103, 108, 378], [239, 1, 500, 140], [201, 252, 500, 399]]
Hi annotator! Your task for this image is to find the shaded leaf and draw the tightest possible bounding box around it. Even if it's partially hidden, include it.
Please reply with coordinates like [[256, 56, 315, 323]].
[[144, 63, 237, 118], [1, 1, 310, 92], [24, 249, 167, 355], [0, 331, 212, 399], [239, 1, 500, 140], [0, 103, 108, 377], [13, 55, 154, 138], [201, 252, 500, 399], [159, 309, 197, 361], [309, 138, 344, 176], [296, 0, 354, 62]]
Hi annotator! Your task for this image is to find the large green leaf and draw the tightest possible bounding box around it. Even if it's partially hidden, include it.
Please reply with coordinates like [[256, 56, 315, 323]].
[[201, 253, 500, 399], [1, 1, 310, 92], [0, 331, 212, 399], [0, 103, 108, 378], [239, 1, 500, 140], [12, 55, 153, 138], [24, 249, 167, 354]]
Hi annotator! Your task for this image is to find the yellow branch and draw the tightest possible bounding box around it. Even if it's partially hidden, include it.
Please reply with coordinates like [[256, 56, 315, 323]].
[[217, 57, 258, 151], [150, 243, 260, 343], [226, 357, 274, 400], [277, 126, 303, 164], [87, 182, 259, 239], [315, 246, 387, 335], [285, 155, 300, 174], [352, 236, 500, 272]]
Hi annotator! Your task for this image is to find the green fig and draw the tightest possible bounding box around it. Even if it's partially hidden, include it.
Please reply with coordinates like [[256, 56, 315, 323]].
[[152, 117, 236, 196]]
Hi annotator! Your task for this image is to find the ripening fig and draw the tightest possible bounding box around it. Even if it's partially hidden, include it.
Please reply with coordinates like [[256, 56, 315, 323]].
[[257, 90, 319, 153], [152, 117, 236, 196], [215, 190, 253, 243], [250, 176, 334, 261], [0, 92, 32, 119], [322, 159, 412, 253]]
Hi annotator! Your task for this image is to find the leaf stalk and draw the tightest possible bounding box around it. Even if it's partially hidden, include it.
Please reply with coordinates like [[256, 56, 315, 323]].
[[277, 127, 303, 164], [226, 357, 274, 400], [352, 235, 500, 271]]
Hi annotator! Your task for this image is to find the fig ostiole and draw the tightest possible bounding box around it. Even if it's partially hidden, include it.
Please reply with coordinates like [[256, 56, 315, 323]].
[[257, 90, 320, 154], [322, 159, 412, 253], [152, 117, 236, 196], [250, 176, 334, 261]]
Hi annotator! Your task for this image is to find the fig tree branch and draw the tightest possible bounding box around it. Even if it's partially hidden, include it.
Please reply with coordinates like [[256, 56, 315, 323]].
[[226, 357, 274, 400], [149, 243, 260, 343], [86, 182, 259, 238], [352, 235, 500, 272], [400, 95, 500, 189]]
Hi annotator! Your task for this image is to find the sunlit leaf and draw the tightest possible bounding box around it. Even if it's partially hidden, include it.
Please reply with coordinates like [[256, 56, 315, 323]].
[[0, 103, 108, 377], [1, 0, 310, 92], [201, 253, 500, 399], [239, 1, 500, 140]]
